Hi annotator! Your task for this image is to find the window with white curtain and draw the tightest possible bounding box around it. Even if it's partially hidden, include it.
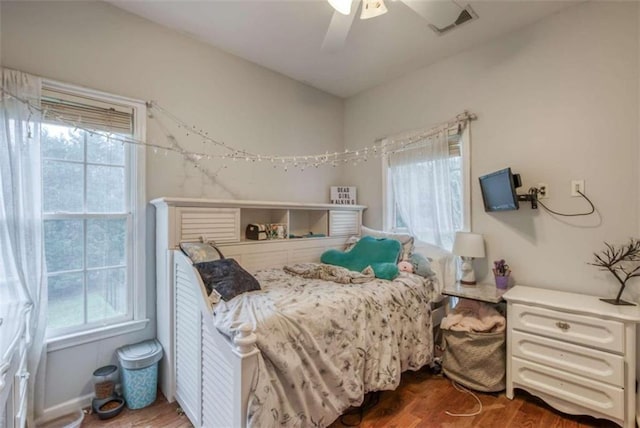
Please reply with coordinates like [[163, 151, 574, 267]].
[[41, 81, 146, 340], [383, 124, 470, 251]]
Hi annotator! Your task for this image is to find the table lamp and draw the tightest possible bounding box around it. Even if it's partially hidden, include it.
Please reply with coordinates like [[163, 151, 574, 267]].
[[452, 232, 485, 285]]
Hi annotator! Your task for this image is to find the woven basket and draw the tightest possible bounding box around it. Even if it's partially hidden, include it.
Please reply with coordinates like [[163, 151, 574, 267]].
[[441, 329, 506, 392]]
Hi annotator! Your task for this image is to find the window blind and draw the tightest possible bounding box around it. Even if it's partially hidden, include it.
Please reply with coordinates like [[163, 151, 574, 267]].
[[448, 126, 462, 157], [41, 87, 133, 134], [383, 124, 462, 157]]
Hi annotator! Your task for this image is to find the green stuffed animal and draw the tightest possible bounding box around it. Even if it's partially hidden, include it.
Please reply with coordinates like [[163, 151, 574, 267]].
[[321, 235, 401, 280]]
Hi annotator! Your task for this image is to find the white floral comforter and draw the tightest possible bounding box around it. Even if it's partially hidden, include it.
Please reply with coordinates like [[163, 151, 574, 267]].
[[213, 264, 436, 428]]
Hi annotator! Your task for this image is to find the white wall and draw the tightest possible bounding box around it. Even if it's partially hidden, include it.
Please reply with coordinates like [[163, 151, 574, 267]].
[[344, 1, 639, 298], [3, 0, 640, 419], [1, 0, 344, 418]]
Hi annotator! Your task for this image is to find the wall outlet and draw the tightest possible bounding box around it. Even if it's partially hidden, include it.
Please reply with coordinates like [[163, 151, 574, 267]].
[[571, 180, 585, 197], [537, 183, 549, 199]]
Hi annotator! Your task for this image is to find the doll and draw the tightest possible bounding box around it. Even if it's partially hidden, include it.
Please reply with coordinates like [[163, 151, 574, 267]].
[[397, 260, 414, 273]]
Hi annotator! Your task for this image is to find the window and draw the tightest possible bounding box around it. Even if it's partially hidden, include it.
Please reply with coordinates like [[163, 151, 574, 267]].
[[383, 125, 470, 250], [41, 81, 146, 340]]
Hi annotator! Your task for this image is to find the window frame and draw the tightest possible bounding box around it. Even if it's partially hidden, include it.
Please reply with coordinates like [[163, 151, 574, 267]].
[[42, 79, 148, 349], [382, 125, 471, 236]]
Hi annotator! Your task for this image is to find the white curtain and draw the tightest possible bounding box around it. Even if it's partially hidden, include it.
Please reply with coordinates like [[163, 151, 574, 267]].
[[388, 125, 461, 251], [1, 68, 47, 427]]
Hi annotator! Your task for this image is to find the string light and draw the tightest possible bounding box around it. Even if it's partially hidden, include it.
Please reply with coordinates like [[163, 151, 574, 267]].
[[1, 86, 475, 174], [149, 100, 474, 167]]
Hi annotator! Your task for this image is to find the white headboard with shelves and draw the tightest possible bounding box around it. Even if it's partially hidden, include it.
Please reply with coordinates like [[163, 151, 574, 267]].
[[150, 197, 366, 399]]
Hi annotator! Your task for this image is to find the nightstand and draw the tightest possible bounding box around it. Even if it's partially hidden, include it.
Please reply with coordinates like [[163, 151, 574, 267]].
[[503, 285, 640, 428], [439, 281, 508, 392], [441, 281, 507, 305]]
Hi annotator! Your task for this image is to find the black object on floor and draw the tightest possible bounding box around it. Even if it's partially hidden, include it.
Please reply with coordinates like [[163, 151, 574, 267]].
[[339, 391, 381, 426]]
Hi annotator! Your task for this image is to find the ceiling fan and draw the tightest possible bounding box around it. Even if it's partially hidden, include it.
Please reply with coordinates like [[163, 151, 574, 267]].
[[322, 0, 478, 51]]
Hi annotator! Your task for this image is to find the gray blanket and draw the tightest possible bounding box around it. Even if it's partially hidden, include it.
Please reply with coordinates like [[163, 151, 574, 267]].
[[213, 264, 435, 427], [283, 262, 375, 284]]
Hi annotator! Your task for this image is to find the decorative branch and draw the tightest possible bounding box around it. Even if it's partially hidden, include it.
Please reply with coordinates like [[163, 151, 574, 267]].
[[589, 238, 640, 304]]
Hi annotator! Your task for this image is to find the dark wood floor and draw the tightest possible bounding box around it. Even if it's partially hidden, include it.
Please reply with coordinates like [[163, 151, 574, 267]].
[[82, 369, 618, 427]]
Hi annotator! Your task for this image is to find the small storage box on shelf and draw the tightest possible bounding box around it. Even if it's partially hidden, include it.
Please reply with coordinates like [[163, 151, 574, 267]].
[[503, 285, 640, 428]]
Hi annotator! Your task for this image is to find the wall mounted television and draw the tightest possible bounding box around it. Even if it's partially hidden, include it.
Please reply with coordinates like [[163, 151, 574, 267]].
[[479, 167, 520, 212]]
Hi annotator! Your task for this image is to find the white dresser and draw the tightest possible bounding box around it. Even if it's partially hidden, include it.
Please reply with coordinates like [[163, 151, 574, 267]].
[[1, 302, 32, 428], [503, 285, 640, 428]]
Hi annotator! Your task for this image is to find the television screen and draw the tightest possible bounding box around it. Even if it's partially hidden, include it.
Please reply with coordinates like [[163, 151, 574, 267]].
[[479, 168, 519, 212]]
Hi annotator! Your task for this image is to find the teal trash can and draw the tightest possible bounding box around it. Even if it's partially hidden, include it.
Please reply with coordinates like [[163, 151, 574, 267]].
[[117, 339, 163, 409]]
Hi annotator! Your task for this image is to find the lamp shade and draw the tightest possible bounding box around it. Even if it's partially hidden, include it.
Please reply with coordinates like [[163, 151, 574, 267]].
[[452, 232, 485, 258], [328, 0, 352, 15]]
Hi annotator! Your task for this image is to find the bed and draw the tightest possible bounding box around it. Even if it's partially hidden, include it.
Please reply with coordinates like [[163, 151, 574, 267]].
[[151, 198, 455, 428], [176, 251, 447, 427]]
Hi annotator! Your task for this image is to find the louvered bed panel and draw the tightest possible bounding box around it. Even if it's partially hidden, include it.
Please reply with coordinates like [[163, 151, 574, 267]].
[[328, 210, 360, 236], [174, 261, 203, 427], [200, 298, 259, 428], [177, 207, 240, 243], [174, 251, 259, 428], [202, 320, 235, 427]]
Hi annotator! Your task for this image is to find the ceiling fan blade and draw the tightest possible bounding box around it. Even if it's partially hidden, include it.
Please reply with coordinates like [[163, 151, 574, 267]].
[[398, 0, 463, 28], [321, 5, 358, 52]]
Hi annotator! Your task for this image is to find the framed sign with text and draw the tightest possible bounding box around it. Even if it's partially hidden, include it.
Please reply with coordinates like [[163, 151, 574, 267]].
[[330, 186, 357, 205]]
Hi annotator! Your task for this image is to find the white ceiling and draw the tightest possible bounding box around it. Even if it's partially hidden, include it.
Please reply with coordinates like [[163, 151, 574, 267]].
[[109, 0, 577, 98]]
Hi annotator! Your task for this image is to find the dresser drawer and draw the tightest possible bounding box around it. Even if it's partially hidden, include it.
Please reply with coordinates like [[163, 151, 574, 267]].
[[510, 303, 624, 353], [512, 357, 624, 420], [511, 330, 624, 386], [0, 359, 16, 414]]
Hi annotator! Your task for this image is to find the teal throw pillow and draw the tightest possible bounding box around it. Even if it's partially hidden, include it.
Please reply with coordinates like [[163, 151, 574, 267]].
[[321, 236, 401, 280]]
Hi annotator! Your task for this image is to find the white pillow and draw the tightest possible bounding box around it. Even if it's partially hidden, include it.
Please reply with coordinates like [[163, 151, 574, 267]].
[[344, 235, 360, 251], [180, 242, 222, 264], [413, 240, 455, 295], [360, 226, 415, 261]]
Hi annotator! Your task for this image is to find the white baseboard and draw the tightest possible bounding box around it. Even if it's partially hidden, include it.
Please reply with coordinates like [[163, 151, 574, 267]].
[[35, 393, 93, 425], [36, 384, 122, 425]]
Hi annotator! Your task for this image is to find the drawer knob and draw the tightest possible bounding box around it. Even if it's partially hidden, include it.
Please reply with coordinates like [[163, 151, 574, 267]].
[[556, 321, 571, 331]]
